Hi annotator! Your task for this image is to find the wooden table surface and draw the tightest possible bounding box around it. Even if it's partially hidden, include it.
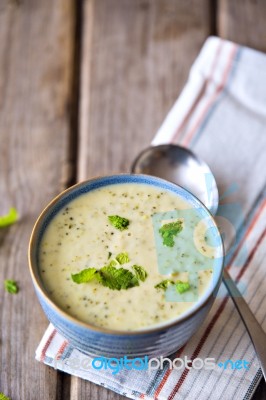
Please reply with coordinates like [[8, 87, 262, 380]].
[[1, 1, 266, 399]]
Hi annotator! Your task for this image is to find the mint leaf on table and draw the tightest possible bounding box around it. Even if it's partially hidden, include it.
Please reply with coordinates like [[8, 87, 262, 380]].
[[159, 221, 183, 247], [154, 279, 174, 290], [0, 207, 18, 228], [108, 215, 129, 231], [4, 280, 19, 294], [0, 393, 11, 400], [116, 252, 129, 265], [132, 265, 148, 282], [176, 281, 190, 294]]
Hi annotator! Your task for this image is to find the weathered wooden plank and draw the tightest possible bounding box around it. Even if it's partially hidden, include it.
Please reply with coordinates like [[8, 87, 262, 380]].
[[78, 0, 211, 181], [218, 0, 266, 51], [74, 0, 211, 398], [0, 1, 75, 399]]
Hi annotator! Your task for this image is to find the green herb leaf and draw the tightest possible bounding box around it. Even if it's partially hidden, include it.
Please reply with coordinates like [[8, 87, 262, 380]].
[[4, 280, 19, 294], [108, 215, 129, 231], [108, 252, 112, 260], [132, 265, 148, 282], [99, 266, 139, 290], [71, 268, 98, 284], [0, 207, 18, 228], [176, 281, 190, 294], [116, 252, 129, 265], [107, 259, 118, 268], [159, 221, 183, 247], [0, 393, 11, 400], [154, 279, 174, 290]]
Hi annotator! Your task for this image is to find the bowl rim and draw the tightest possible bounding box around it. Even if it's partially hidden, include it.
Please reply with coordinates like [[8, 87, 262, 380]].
[[28, 173, 224, 336]]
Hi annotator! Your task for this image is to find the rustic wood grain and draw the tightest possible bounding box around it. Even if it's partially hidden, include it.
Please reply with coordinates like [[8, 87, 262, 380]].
[[74, 0, 211, 398], [78, 0, 211, 181], [0, 1, 75, 399], [218, 0, 266, 51]]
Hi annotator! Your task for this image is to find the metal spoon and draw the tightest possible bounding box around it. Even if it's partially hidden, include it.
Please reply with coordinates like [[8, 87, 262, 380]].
[[131, 143, 266, 381], [131, 144, 219, 214]]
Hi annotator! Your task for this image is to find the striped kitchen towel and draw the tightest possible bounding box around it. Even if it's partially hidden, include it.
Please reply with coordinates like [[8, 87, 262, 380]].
[[36, 36, 266, 399]]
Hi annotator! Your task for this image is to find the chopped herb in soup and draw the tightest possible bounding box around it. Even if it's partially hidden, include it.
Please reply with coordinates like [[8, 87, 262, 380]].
[[39, 183, 216, 331]]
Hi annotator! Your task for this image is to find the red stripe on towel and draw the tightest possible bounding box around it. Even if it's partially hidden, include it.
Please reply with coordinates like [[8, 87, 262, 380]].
[[167, 227, 266, 400], [228, 200, 266, 271], [171, 41, 223, 144], [55, 339, 69, 360], [153, 346, 185, 399], [182, 44, 238, 146], [40, 328, 57, 362]]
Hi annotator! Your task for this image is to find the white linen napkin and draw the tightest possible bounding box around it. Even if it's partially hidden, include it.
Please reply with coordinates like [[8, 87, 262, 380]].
[[36, 36, 266, 400]]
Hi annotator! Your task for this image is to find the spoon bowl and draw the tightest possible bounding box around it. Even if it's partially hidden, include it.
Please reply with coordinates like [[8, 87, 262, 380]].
[[131, 144, 219, 215]]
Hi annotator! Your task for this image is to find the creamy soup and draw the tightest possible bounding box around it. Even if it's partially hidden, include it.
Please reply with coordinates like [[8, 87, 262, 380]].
[[39, 183, 217, 331]]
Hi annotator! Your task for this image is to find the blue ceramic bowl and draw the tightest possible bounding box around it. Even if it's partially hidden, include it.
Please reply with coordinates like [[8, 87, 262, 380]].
[[28, 174, 224, 358]]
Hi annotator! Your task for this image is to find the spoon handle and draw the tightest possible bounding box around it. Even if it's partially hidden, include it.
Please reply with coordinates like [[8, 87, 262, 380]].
[[223, 268, 266, 381]]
